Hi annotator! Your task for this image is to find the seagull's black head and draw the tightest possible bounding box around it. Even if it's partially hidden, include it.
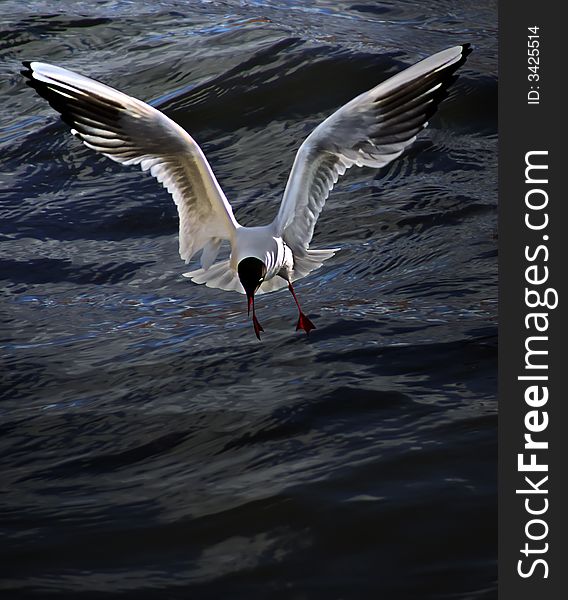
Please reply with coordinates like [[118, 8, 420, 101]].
[[238, 257, 267, 300]]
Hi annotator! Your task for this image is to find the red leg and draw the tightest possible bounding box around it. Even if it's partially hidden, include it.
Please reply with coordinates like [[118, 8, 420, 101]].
[[248, 295, 264, 340], [288, 283, 316, 335], [252, 313, 264, 340]]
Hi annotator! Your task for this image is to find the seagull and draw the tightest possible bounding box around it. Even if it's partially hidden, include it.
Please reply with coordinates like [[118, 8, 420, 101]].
[[22, 44, 470, 339]]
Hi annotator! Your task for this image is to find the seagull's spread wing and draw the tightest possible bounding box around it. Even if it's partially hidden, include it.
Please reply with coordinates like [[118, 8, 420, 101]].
[[22, 61, 238, 266], [273, 44, 471, 253]]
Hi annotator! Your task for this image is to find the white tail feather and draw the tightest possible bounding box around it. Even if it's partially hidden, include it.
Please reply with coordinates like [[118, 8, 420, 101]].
[[183, 247, 338, 295], [292, 247, 339, 280]]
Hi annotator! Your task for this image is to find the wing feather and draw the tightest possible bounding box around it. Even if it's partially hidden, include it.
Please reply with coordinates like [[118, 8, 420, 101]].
[[22, 61, 239, 265], [274, 44, 471, 253]]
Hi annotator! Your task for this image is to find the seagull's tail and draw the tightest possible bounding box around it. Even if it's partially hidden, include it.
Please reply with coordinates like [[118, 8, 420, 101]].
[[292, 247, 339, 281], [183, 260, 244, 294], [183, 261, 288, 295], [184, 248, 338, 295]]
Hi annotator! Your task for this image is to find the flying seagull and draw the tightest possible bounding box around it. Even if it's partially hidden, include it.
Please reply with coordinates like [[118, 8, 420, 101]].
[[22, 44, 470, 339]]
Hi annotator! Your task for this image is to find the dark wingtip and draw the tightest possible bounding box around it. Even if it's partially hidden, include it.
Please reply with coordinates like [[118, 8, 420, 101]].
[[20, 61, 51, 102], [459, 43, 473, 64], [21, 61, 34, 81]]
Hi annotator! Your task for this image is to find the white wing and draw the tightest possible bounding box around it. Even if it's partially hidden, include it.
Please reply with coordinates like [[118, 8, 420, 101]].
[[273, 44, 471, 252], [23, 61, 239, 266]]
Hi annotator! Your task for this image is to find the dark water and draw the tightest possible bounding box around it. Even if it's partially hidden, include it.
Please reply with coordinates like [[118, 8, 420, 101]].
[[1, 1, 497, 598]]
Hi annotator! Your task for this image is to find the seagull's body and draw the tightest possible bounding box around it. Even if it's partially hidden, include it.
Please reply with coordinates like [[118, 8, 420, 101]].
[[22, 44, 470, 338]]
